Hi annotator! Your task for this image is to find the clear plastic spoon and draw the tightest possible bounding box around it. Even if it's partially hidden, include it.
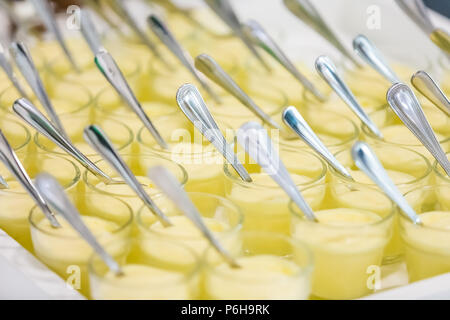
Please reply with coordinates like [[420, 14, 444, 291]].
[[387, 83, 450, 177], [353, 35, 400, 84], [195, 54, 281, 129], [315, 55, 383, 139], [176, 84, 252, 182], [13, 98, 114, 184], [147, 14, 220, 103], [83, 125, 172, 227], [10, 42, 68, 138], [352, 141, 422, 225], [237, 121, 317, 222], [95, 49, 168, 150], [242, 20, 326, 102], [35, 173, 123, 275], [411, 70, 450, 117], [0, 130, 59, 227], [148, 165, 240, 268], [282, 106, 353, 180]]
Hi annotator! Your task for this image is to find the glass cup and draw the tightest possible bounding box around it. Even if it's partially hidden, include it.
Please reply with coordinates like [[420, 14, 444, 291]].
[[137, 115, 234, 196], [274, 107, 360, 154], [203, 231, 313, 300], [89, 239, 202, 300], [0, 153, 80, 251], [137, 192, 243, 270], [362, 107, 450, 163], [30, 193, 133, 297], [0, 114, 32, 154], [290, 182, 395, 299], [434, 152, 450, 185], [0, 81, 92, 117], [224, 148, 327, 234], [83, 154, 188, 213], [401, 184, 450, 282]]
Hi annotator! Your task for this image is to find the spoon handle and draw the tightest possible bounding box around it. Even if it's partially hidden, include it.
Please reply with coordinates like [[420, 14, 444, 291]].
[[430, 29, 450, 56], [10, 42, 68, 138], [148, 166, 240, 268], [35, 173, 122, 275], [13, 98, 113, 183], [237, 121, 317, 222], [282, 106, 353, 180], [411, 71, 450, 117], [95, 50, 168, 150], [283, 0, 361, 67], [110, 0, 171, 69], [176, 84, 252, 183], [387, 83, 450, 177], [30, 0, 79, 72], [353, 35, 400, 84], [243, 20, 326, 102], [0, 130, 60, 227], [395, 0, 434, 35], [147, 15, 220, 103], [83, 125, 172, 227], [204, 0, 270, 72], [352, 141, 422, 225], [195, 54, 280, 129], [80, 9, 103, 55], [0, 43, 28, 98], [315, 55, 383, 139]]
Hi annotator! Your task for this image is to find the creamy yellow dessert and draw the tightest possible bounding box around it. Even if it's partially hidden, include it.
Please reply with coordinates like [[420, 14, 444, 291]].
[[137, 193, 242, 269], [0, 154, 80, 251], [291, 184, 394, 299], [30, 194, 133, 297]]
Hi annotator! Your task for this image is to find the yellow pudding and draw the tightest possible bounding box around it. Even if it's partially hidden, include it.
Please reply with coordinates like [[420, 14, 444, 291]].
[[84, 154, 187, 213], [203, 231, 313, 300], [434, 152, 450, 186], [137, 193, 242, 270], [275, 108, 359, 153], [291, 183, 394, 299], [363, 108, 450, 163], [402, 185, 450, 282], [89, 240, 201, 300], [30, 193, 133, 297], [0, 115, 31, 154], [0, 154, 80, 251], [224, 149, 326, 234]]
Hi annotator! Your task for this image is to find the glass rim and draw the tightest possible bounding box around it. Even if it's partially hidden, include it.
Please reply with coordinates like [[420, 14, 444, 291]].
[[0, 116, 32, 152], [289, 182, 397, 229], [434, 152, 450, 183], [83, 154, 189, 197], [0, 153, 81, 196], [34, 116, 134, 156], [29, 193, 134, 239], [136, 192, 244, 240], [401, 184, 450, 233], [330, 145, 432, 186], [203, 230, 314, 281], [223, 149, 327, 190], [88, 238, 203, 287]]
